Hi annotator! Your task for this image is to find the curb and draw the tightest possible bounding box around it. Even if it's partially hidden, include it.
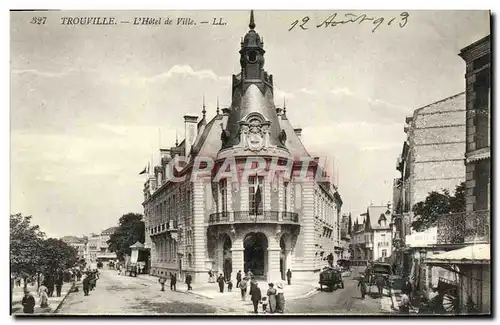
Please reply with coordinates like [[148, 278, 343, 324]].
[[53, 282, 76, 314]]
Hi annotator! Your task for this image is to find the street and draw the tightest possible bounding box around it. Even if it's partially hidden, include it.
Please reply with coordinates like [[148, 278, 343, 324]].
[[56, 269, 388, 315]]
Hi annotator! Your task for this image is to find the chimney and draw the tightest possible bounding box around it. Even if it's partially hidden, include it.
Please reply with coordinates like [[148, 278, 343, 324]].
[[294, 128, 302, 138], [184, 115, 199, 157]]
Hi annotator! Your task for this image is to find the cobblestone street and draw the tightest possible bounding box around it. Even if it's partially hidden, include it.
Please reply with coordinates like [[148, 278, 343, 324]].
[[55, 268, 389, 315]]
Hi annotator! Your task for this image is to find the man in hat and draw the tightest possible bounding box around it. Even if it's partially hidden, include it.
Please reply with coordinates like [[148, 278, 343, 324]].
[[250, 281, 262, 314], [286, 269, 292, 285], [21, 289, 36, 314], [236, 270, 242, 288], [357, 275, 367, 299]]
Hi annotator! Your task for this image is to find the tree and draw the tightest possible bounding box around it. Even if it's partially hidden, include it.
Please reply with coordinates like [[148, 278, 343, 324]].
[[107, 213, 145, 261], [39, 238, 79, 274], [411, 182, 466, 232], [10, 214, 45, 287]]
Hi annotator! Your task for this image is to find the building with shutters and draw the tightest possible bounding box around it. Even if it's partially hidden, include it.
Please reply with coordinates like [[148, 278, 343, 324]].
[[142, 11, 343, 283]]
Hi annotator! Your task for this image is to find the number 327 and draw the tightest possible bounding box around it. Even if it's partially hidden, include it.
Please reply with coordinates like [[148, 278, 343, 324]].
[[30, 17, 47, 25]]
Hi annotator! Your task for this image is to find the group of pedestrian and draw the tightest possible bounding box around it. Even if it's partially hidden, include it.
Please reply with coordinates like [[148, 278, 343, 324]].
[[249, 280, 286, 314], [82, 269, 99, 296]]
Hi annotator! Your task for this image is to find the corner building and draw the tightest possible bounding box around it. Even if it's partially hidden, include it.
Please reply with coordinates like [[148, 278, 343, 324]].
[[143, 12, 343, 283]]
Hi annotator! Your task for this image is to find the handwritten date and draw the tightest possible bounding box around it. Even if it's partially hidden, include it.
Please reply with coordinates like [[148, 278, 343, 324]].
[[289, 12, 409, 33]]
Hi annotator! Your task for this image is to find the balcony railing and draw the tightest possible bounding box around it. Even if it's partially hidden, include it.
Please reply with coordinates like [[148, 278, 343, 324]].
[[437, 210, 490, 245], [208, 211, 299, 224]]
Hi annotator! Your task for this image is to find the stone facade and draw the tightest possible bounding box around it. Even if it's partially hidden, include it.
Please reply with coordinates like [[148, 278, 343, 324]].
[[143, 12, 343, 284]]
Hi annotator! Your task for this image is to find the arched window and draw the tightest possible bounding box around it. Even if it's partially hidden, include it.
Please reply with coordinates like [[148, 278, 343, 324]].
[[188, 253, 193, 267]]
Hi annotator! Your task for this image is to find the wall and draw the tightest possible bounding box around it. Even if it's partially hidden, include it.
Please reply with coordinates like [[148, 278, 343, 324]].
[[408, 93, 466, 212], [372, 229, 392, 261]]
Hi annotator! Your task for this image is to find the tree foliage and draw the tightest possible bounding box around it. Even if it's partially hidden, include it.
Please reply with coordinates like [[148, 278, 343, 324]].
[[107, 213, 145, 261], [39, 238, 79, 274], [411, 182, 466, 232], [10, 214, 79, 285], [10, 214, 45, 278]]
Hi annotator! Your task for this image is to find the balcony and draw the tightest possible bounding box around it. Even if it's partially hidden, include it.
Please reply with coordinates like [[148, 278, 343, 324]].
[[208, 211, 299, 225], [437, 210, 490, 245], [149, 219, 178, 236]]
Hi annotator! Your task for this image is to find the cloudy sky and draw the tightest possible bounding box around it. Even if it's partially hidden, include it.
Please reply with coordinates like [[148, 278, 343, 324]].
[[10, 10, 490, 237]]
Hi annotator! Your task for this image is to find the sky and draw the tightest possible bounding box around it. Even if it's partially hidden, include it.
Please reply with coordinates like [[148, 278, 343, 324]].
[[10, 10, 490, 237]]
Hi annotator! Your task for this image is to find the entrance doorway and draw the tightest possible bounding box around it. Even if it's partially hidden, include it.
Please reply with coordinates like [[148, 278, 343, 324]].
[[244, 232, 268, 277]]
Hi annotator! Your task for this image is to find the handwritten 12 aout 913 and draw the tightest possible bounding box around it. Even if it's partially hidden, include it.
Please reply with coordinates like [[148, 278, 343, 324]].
[[289, 12, 409, 33]]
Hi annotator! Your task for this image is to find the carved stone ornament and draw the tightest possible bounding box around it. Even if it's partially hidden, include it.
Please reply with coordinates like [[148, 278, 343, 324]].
[[238, 118, 271, 152]]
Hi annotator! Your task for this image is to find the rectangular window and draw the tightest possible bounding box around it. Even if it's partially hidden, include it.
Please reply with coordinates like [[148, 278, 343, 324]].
[[220, 179, 228, 213], [382, 249, 387, 258], [249, 176, 264, 215], [283, 182, 289, 211], [474, 68, 490, 149]]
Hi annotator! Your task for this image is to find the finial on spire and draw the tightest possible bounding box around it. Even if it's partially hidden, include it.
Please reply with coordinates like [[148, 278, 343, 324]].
[[249, 10, 255, 30], [202, 94, 206, 118], [175, 130, 179, 147], [216, 95, 220, 115], [283, 97, 287, 114]]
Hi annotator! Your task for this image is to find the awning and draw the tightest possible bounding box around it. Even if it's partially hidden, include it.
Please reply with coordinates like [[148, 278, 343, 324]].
[[425, 244, 490, 265]]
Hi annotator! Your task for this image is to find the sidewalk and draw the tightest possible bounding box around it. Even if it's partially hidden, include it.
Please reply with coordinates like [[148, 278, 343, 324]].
[[137, 273, 318, 301], [11, 282, 77, 315]]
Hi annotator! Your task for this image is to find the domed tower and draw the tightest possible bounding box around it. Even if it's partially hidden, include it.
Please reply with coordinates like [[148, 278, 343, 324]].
[[218, 10, 289, 157]]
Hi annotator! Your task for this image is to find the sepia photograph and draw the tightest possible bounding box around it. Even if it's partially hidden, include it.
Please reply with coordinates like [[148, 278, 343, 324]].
[[9, 8, 491, 316]]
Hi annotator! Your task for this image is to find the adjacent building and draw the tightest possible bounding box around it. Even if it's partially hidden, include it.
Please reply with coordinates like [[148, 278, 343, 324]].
[[87, 227, 118, 262], [142, 11, 343, 283], [351, 206, 392, 262], [60, 236, 88, 261], [392, 92, 466, 271], [426, 35, 491, 315]]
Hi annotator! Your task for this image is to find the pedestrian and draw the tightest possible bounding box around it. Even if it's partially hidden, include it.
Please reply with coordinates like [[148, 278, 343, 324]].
[[239, 276, 248, 300], [38, 284, 49, 308], [82, 274, 90, 296], [217, 274, 225, 293], [261, 296, 268, 313], [376, 276, 385, 298], [236, 270, 242, 288], [185, 273, 193, 291], [45, 275, 54, 297], [247, 269, 254, 279], [159, 276, 166, 291], [357, 275, 367, 299], [402, 277, 413, 302], [399, 293, 411, 314], [22, 289, 36, 314], [276, 282, 285, 313], [227, 279, 233, 292], [286, 269, 292, 285], [55, 271, 63, 297], [250, 281, 262, 314], [208, 270, 215, 283], [267, 283, 277, 313], [16, 277, 22, 287], [170, 273, 177, 291]]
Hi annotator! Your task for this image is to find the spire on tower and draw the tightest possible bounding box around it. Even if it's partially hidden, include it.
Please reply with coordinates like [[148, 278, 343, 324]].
[[175, 130, 179, 147], [216, 95, 220, 115], [202, 94, 206, 118], [249, 10, 255, 30], [283, 97, 287, 115]]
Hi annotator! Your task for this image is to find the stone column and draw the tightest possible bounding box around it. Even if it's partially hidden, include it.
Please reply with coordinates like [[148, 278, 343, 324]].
[[216, 248, 224, 275], [231, 248, 244, 275], [267, 248, 282, 283]]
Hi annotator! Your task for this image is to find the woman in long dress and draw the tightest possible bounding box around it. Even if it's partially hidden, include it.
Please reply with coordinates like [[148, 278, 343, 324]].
[[267, 283, 277, 314], [38, 284, 49, 308], [276, 282, 285, 313]]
